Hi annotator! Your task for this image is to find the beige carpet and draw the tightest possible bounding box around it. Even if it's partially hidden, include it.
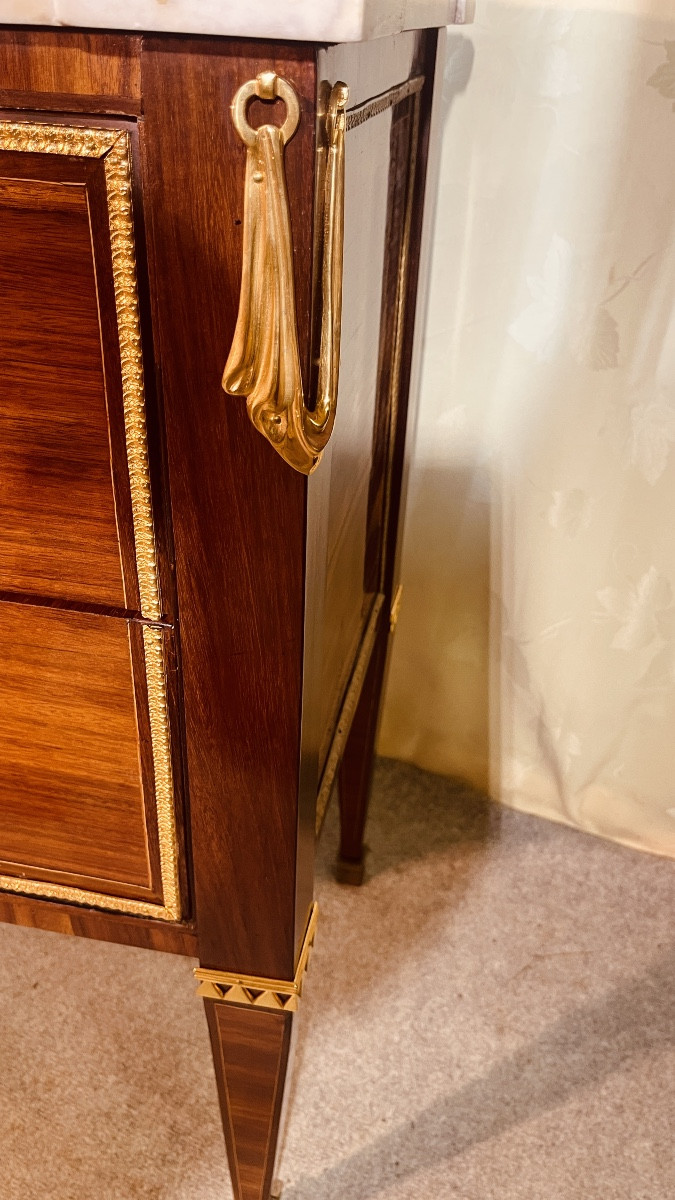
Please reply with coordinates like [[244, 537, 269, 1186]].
[[1, 758, 673, 1199]]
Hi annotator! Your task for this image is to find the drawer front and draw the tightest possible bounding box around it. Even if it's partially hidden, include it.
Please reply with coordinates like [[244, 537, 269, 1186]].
[[0, 115, 182, 922], [0, 118, 161, 618], [0, 30, 142, 115], [0, 602, 181, 920]]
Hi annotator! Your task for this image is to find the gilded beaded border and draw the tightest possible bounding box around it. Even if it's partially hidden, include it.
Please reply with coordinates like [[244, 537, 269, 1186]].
[[0, 122, 180, 921]]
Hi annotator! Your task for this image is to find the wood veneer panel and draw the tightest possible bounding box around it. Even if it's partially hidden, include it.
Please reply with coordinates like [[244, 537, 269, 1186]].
[[207, 1003, 293, 1200], [0, 602, 161, 901], [140, 38, 318, 977], [0, 891, 197, 956], [0, 30, 142, 114], [317, 106, 392, 770], [0, 157, 133, 608], [316, 38, 428, 773]]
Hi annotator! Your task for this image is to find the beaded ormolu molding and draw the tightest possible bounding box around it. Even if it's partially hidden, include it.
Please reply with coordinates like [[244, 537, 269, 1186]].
[[0, 121, 180, 921]]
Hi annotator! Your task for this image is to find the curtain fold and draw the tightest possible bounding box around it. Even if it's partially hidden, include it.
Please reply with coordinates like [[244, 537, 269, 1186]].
[[379, 0, 675, 857]]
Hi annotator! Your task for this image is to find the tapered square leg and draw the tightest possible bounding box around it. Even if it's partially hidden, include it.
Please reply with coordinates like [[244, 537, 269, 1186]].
[[336, 626, 389, 884], [205, 1001, 294, 1200]]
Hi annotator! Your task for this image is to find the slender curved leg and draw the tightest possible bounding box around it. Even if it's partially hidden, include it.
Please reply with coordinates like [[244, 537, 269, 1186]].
[[336, 626, 389, 885]]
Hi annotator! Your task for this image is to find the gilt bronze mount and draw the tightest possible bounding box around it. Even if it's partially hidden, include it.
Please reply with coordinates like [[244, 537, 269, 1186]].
[[194, 902, 319, 1011], [222, 73, 348, 475]]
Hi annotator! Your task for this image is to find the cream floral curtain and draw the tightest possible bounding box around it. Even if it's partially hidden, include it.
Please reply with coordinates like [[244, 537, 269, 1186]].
[[379, 0, 675, 857]]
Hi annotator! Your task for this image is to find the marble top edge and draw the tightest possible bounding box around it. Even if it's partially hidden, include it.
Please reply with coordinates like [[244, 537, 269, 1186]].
[[0, 0, 472, 42]]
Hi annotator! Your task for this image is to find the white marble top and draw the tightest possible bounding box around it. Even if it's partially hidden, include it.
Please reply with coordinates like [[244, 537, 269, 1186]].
[[0, 0, 472, 41]]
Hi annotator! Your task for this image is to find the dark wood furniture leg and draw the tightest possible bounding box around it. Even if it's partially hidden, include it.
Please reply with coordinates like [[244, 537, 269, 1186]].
[[336, 624, 389, 884], [205, 1003, 293, 1200]]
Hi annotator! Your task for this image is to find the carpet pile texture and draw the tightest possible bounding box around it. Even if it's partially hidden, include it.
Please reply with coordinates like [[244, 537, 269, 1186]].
[[1, 758, 673, 1198]]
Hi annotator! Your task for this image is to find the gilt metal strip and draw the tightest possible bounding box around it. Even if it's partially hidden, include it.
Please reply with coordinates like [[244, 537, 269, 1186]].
[[379, 89, 422, 595], [315, 595, 386, 835], [104, 133, 162, 622], [0, 121, 180, 922], [194, 902, 319, 1012], [345, 75, 424, 132]]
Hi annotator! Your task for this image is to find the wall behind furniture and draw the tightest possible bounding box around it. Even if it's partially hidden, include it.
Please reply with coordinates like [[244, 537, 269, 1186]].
[[379, 0, 675, 857]]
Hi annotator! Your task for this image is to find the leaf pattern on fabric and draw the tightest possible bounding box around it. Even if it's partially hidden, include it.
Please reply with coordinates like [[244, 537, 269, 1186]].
[[647, 41, 675, 109], [512, 248, 653, 371], [627, 398, 675, 485], [596, 566, 673, 652], [502, 630, 534, 694], [638, 645, 675, 691], [547, 488, 594, 536], [550, 725, 582, 772], [573, 305, 619, 370], [572, 258, 653, 371], [509, 234, 574, 362], [381, 5, 675, 860]]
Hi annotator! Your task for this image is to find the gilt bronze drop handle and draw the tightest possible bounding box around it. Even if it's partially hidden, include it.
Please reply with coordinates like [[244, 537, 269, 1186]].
[[222, 72, 348, 475]]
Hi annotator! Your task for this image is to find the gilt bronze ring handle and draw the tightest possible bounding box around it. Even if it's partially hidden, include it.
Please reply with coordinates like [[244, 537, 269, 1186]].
[[230, 70, 301, 147]]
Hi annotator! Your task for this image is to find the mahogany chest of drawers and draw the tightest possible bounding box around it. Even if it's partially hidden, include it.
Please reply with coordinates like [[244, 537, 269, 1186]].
[[0, 19, 443, 1199]]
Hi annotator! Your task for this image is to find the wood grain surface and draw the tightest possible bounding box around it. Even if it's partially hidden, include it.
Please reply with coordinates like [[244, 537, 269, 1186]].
[[140, 38, 318, 978], [0, 890, 197, 955], [380, 32, 439, 604], [316, 34, 438, 870], [0, 602, 162, 901], [316, 102, 392, 771], [314, 37, 429, 777], [207, 1002, 293, 1200], [337, 615, 389, 877], [0, 30, 142, 114], [0, 151, 137, 609], [333, 95, 425, 878]]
